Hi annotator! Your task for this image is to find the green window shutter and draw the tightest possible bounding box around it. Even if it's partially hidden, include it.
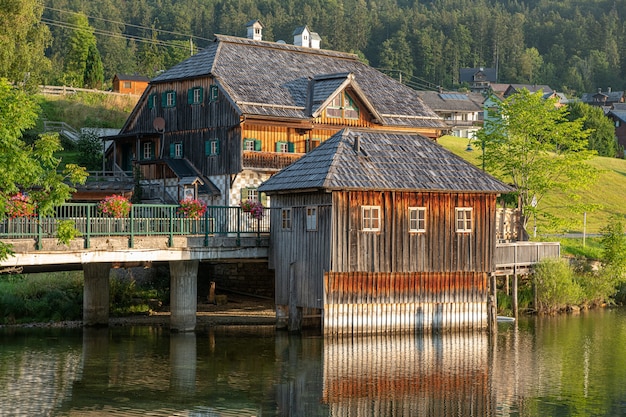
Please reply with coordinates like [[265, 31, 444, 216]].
[[187, 89, 194, 104], [150, 143, 155, 159], [198, 87, 204, 102], [288, 142, 295, 153], [240, 187, 248, 202], [214, 139, 220, 155], [275, 142, 281, 152], [161, 92, 167, 107], [254, 139, 261, 151], [260, 192, 267, 206], [205, 140, 211, 156], [148, 94, 155, 109], [209, 85, 218, 101], [170, 143, 175, 157]]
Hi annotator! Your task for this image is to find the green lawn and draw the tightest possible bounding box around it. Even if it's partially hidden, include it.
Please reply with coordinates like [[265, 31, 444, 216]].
[[438, 135, 626, 235]]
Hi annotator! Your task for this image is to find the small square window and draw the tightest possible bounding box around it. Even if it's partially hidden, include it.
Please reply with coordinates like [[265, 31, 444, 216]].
[[362, 205, 380, 231], [281, 208, 292, 230], [123, 81, 132, 89], [306, 206, 317, 231], [455, 207, 473, 233], [409, 207, 426, 232]]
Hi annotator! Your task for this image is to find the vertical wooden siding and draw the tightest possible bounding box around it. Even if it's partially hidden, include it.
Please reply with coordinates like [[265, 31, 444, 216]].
[[126, 77, 243, 176], [269, 193, 333, 308], [331, 190, 498, 273], [324, 271, 488, 335]]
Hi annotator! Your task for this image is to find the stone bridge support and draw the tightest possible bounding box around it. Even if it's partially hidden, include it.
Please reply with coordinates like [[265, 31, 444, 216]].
[[83, 262, 112, 326], [169, 260, 199, 332]]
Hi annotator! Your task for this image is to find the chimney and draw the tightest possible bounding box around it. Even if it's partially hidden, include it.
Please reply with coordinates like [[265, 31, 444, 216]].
[[246, 20, 264, 41], [354, 134, 361, 153], [608, 87, 612, 93]]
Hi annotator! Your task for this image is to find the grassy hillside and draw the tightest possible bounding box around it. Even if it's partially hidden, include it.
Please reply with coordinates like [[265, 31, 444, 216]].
[[37, 92, 137, 130], [439, 135, 626, 235]]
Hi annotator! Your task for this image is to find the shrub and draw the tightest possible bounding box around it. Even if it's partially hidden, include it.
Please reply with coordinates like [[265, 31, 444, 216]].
[[98, 194, 131, 218], [534, 258, 582, 313]]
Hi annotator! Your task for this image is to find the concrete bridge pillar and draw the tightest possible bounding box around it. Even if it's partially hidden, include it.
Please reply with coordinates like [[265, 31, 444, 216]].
[[169, 260, 199, 332], [83, 262, 111, 326]]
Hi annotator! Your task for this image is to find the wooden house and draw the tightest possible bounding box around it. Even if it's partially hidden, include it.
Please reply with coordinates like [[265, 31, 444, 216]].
[[112, 74, 150, 95], [258, 128, 513, 334], [581, 88, 625, 108], [459, 67, 496, 93], [107, 23, 445, 205], [415, 91, 485, 138]]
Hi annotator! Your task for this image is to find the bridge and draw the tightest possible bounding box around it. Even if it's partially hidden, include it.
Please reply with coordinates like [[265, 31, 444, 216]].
[[0, 203, 560, 330]]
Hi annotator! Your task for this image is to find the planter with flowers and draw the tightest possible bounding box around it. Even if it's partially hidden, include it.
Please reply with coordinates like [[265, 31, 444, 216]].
[[98, 195, 131, 233], [178, 199, 207, 219], [98, 195, 132, 218], [240, 200, 264, 220]]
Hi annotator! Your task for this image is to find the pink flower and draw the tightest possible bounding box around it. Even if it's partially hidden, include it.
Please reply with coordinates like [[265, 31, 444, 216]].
[[178, 198, 207, 219], [5, 193, 36, 218], [240, 200, 264, 220], [98, 195, 132, 218]]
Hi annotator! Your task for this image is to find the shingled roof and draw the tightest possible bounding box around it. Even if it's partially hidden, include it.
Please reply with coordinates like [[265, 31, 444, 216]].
[[152, 35, 444, 129], [259, 128, 513, 194]]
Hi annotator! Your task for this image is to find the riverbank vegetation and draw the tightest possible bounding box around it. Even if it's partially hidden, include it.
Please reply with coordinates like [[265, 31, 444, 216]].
[[0, 271, 170, 325]]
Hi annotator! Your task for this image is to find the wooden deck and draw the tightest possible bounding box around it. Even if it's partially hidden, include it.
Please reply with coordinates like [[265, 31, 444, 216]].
[[494, 241, 561, 276]]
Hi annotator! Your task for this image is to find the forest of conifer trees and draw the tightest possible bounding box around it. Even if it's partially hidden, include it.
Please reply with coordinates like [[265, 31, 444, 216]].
[[3, 0, 626, 96]]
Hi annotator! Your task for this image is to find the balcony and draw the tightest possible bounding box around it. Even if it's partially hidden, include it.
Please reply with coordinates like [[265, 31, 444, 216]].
[[243, 151, 304, 171]]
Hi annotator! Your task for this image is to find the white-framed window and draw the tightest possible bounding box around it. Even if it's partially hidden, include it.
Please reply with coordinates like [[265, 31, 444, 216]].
[[246, 188, 258, 202], [188, 87, 203, 104], [326, 92, 359, 119], [327, 94, 342, 118], [409, 207, 426, 232], [142, 142, 153, 160], [148, 93, 157, 109], [281, 208, 292, 230], [362, 205, 380, 231], [244, 138, 261, 151], [162, 91, 176, 107], [205, 139, 220, 156], [455, 207, 473, 233], [174, 142, 183, 158], [306, 206, 317, 231]]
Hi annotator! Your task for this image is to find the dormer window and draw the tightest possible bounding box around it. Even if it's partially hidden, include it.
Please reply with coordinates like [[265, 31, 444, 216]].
[[327, 92, 360, 120]]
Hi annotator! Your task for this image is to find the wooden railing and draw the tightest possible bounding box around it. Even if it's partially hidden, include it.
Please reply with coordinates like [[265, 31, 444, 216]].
[[242, 151, 303, 170], [494, 241, 561, 275], [0, 203, 271, 250]]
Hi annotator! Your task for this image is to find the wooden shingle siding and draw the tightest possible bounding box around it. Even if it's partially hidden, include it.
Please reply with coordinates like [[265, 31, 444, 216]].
[[330, 191, 497, 273], [324, 271, 488, 335]]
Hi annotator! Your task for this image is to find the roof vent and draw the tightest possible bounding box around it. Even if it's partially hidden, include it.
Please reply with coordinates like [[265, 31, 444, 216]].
[[246, 20, 264, 41]]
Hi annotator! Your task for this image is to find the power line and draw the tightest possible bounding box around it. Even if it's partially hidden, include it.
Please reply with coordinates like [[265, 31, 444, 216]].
[[42, 6, 213, 47], [41, 17, 192, 50]]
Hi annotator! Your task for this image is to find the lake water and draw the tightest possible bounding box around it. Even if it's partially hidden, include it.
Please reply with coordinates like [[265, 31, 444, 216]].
[[1, 308, 626, 416]]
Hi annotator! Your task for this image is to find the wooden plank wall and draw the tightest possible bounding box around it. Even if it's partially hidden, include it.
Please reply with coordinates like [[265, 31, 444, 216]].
[[331, 190, 498, 273], [322, 333, 490, 415], [269, 193, 333, 308], [324, 271, 488, 335]]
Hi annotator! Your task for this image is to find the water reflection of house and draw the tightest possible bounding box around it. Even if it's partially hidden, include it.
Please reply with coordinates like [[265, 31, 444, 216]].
[[259, 128, 513, 334], [321, 334, 490, 415]]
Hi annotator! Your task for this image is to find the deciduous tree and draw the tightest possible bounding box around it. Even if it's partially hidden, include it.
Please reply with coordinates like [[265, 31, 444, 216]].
[[476, 89, 598, 233], [0, 79, 87, 259]]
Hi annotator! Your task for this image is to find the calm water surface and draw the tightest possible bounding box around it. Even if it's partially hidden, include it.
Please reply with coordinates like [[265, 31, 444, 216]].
[[1, 308, 626, 416]]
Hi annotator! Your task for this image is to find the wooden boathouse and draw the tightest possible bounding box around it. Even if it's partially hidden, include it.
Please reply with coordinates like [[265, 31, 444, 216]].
[[259, 128, 513, 334]]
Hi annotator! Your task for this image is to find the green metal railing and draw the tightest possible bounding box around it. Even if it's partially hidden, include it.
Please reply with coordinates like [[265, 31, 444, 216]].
[[0, 203, 271, 249]]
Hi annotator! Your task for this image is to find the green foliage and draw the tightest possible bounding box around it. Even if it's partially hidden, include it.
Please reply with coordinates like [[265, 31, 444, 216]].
[[0, 272, 83, 324], [567, 101, 618, 157], [56, 220, 81, 246], [84, 43, 104, 89], [0, 0, 51, 86], [77, 129, 104, 170], [62, 13, 98, 87], [534, 258, 582, 312], [0, 79, 87, 259], [477, 89, 599, 231]]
